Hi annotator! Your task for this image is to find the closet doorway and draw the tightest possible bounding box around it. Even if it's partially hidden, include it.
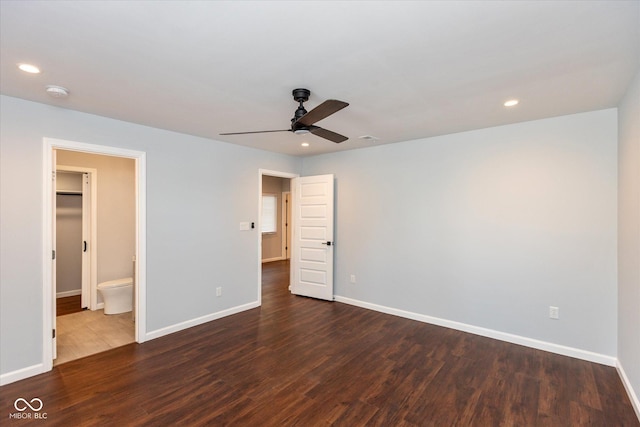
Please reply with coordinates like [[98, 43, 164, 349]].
[[55, 167, 95, 312]]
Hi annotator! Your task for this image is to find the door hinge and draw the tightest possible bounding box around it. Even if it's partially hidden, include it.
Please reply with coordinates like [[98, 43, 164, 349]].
[[52, 329, 56, 339], [52, 250, 56, 260]]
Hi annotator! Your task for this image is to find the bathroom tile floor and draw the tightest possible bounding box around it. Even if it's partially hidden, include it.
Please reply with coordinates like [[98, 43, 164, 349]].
[[54, 309, 134, 366]]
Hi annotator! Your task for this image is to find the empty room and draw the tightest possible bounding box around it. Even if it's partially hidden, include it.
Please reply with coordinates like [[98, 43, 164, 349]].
[[1, 1, 639, 425]]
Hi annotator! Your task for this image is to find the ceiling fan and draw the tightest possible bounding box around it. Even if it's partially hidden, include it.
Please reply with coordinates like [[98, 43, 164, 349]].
[[220, 88, 349, 143]]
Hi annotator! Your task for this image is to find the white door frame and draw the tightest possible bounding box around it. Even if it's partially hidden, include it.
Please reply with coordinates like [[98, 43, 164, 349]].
[[56, 166, 98, 310], [43, 138, 147, 372], [258, 169, 298, 305], [281, 191, 291, 260]]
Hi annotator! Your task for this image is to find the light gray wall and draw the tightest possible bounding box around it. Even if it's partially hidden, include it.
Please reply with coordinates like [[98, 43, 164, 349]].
[[618, 69, 640, 405], [302, 109, 618, 356], [57, 150, 136, 290], [0, 95, 301, 376]]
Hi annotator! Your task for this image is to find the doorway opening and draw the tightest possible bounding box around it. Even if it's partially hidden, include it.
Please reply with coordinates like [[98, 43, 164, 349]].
[[261, 175, 293, 263], [54, 152, 136, 365], [258, 170, 298, 304], [55, 166, 96, 312], [43, 138, 147, 372]]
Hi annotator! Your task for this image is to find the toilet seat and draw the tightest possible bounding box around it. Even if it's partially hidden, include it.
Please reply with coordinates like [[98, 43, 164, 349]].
[[97, 277, 133, 290]]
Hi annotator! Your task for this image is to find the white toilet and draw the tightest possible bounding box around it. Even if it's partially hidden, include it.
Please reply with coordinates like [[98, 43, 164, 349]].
[[97, 277, 133, 315]]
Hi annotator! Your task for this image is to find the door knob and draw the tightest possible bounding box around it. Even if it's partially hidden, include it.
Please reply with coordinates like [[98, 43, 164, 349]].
[[321, 241, 332, 246]]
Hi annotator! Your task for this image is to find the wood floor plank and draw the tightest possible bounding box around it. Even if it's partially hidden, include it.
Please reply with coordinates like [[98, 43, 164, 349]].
[[56, 295, 83, 316], [1, 260, 638, 426]]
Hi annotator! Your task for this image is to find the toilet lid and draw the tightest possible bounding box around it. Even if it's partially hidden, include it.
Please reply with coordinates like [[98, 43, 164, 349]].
[[98, 277, 133, 289]]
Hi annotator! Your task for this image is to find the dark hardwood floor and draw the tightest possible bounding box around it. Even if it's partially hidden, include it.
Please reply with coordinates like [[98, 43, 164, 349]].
[[2, 260, 638, 426], [56, 295, 83, 316]]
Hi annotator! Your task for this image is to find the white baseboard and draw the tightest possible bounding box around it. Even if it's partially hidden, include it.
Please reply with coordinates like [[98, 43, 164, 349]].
[[145, 301, 260, 341], [334, 295, 617, 367], [0, 363, 45, 386], [617, 360, 640, 421], [57, 289, 81, 298], [262, 257, 285, 263]]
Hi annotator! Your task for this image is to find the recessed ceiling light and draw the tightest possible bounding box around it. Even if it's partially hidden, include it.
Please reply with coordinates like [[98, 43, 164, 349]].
[[301, 142, 310, 147], [18, 63, 41, 74], [504, 99, 519, 107]]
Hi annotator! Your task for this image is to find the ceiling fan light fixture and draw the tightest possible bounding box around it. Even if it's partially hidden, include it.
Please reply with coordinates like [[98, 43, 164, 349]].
[[220, 88, 348, 143], [301, 142, 310, 147]]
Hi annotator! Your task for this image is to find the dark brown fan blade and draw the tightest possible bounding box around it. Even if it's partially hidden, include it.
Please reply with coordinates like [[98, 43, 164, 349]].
[[297, 99, 349, 126], [309, 126, 348, 143], [220, 129, 290, 136]]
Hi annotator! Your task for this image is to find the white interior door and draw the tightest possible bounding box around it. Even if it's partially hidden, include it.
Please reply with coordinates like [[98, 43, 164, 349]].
[[290, 174, 334, 301], [81, 173, 91, 309]]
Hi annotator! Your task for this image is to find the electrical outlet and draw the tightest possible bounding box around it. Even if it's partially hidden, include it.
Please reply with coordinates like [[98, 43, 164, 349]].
[[549, 306, 559, 319], [350, 274, 356, 284], [216, 287, 222, 297]]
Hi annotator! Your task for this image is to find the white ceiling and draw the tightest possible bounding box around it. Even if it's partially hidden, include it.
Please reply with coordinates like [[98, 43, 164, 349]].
[[1, 1, 638, 156]]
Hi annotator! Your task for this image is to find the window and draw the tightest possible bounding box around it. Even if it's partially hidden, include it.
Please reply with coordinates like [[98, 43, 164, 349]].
[[261, 194, 277, 233]]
